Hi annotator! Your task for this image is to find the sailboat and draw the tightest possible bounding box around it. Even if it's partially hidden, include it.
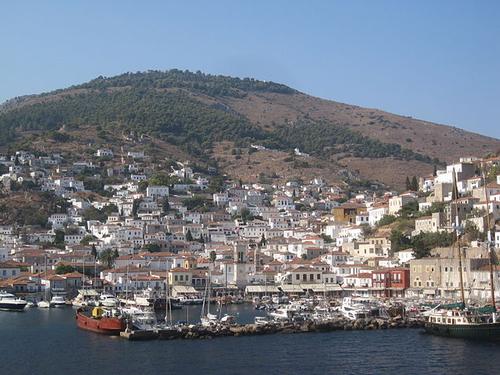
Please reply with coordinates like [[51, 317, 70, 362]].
[[424, 167, 500, 340], [200, 270, 218, 327], [38, 254, 50, 308]]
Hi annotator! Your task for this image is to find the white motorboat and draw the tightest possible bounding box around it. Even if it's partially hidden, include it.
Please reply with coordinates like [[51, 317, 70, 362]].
[[254, 316, 271, 325], [37, 301, 51, 309], [340, 297, 371, 320], [99, 293, 120, 307], [200, 313, 219, 327], [220, 314, 236, 324], [0, 291, 27, 311], [122, 306, 158, 330], [50, 296, 66, 307], [268, 305, 297, 320]]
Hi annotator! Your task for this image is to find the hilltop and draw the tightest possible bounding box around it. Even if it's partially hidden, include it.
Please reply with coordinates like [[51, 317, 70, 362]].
[[1, 70, 498, 189]]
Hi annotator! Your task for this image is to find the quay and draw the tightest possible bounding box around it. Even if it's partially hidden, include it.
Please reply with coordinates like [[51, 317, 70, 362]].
[[119, 317, 425, 341]]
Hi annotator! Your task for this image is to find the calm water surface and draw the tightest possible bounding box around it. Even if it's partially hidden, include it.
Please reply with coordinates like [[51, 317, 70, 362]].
[[0, 306, 498, 375]]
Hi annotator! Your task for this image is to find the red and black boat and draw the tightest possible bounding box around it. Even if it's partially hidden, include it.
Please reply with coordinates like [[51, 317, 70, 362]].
[[76, 307, 126, 335]]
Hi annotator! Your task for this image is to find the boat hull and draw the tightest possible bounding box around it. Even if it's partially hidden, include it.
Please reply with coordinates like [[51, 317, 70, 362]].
[[424, 322, 500, 340], [0, 302, 27, 311], [76, 309, 126, 335]]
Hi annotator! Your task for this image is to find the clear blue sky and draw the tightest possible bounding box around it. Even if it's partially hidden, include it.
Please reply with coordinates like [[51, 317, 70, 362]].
[[1, 1, 499, 138]]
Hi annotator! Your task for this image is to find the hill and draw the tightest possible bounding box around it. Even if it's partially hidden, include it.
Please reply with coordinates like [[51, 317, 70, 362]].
[[1, 70, 498, 189]]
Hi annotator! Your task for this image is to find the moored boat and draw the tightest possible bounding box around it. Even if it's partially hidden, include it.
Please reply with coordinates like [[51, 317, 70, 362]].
[[424, 307, 500, 340], [76, 307, 126, 335], [50, 295, 67, 307], [423, 168, 500, 341], [0, 291, 27, 311]]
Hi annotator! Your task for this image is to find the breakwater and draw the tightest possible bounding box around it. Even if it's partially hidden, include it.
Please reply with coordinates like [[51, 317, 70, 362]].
[[120, 317, 425, 341]]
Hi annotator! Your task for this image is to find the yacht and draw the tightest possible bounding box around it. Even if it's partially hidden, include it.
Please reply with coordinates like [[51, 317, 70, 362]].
[[99, 293, 120, 307], [50, 296, 67, 307], [340, 297, 371, 320], [122, 306, 158, 330], [0, 291, 27, 311], [268, 305, 297, 321]]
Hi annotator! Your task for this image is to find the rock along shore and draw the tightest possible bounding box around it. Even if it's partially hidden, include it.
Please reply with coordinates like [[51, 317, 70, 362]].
[[120, 317, 425, 341]]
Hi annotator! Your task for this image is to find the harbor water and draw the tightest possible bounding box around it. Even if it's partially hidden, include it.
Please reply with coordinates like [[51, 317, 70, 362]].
[[1, 306, 498, 375]]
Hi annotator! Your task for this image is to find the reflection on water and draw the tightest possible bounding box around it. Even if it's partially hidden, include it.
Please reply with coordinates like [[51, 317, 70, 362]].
[[0, 307, 496, 375]]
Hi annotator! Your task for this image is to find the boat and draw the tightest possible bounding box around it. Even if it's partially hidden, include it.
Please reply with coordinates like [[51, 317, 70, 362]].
[[72, 289, 99, 307], [99, 293, 120, 307], [424, 168, 500, 340], [38, 254, 51, 309], [37, 301, 51, 309], [200, 270, 218, 327], [76, 306, 126, 335], [424, 305, 500, 340], [121, 306, 158, 330], [134, 289, 154, 308], [254, 316, 271, 325], [268, 305, 298, 321], [177, 295, 204, 305], [153, 297, 182, 311], [0, 291, 27, 311], [50, 295, 67, 307], [339, 297, 371, 320], [200, 312, 219, 327]]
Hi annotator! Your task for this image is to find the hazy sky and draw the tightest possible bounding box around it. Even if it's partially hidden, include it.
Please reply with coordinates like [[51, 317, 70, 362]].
[[1, 1, 499, 138]]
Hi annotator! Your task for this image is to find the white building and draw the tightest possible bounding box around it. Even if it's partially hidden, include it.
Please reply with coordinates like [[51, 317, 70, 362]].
[[146, 185, 169, 198], [48, 214, 69, 230], [368, 204, 389, 227], [397, 249, 415, 264], [388, 193, 418, 215], [96, 149, 114, 157]]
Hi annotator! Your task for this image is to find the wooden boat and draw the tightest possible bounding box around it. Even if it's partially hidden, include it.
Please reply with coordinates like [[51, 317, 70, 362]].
[[424, 167, 500, 340], [76, 307, 126, 335], [424, 306, 500, 340]]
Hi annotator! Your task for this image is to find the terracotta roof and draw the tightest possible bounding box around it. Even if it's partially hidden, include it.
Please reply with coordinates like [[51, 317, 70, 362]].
[[0, 261, 23, 269], [169, 267, 191, 273]]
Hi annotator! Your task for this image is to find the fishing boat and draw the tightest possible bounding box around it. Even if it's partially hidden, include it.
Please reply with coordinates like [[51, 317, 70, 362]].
[[76, 306, 126, 335], [424, 168, 500, 340]]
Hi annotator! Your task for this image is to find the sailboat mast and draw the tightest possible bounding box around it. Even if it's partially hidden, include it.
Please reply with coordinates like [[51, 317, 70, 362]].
[[452, 168, 466, 306], [201, 270, 209, 321], [165, 260, 172, 325], [457, 222, 466, 306], [125, 262, 129, 303], [44, 253, 48, 301], [207, 269, 211, 315], [482, 164, 497, 311]]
